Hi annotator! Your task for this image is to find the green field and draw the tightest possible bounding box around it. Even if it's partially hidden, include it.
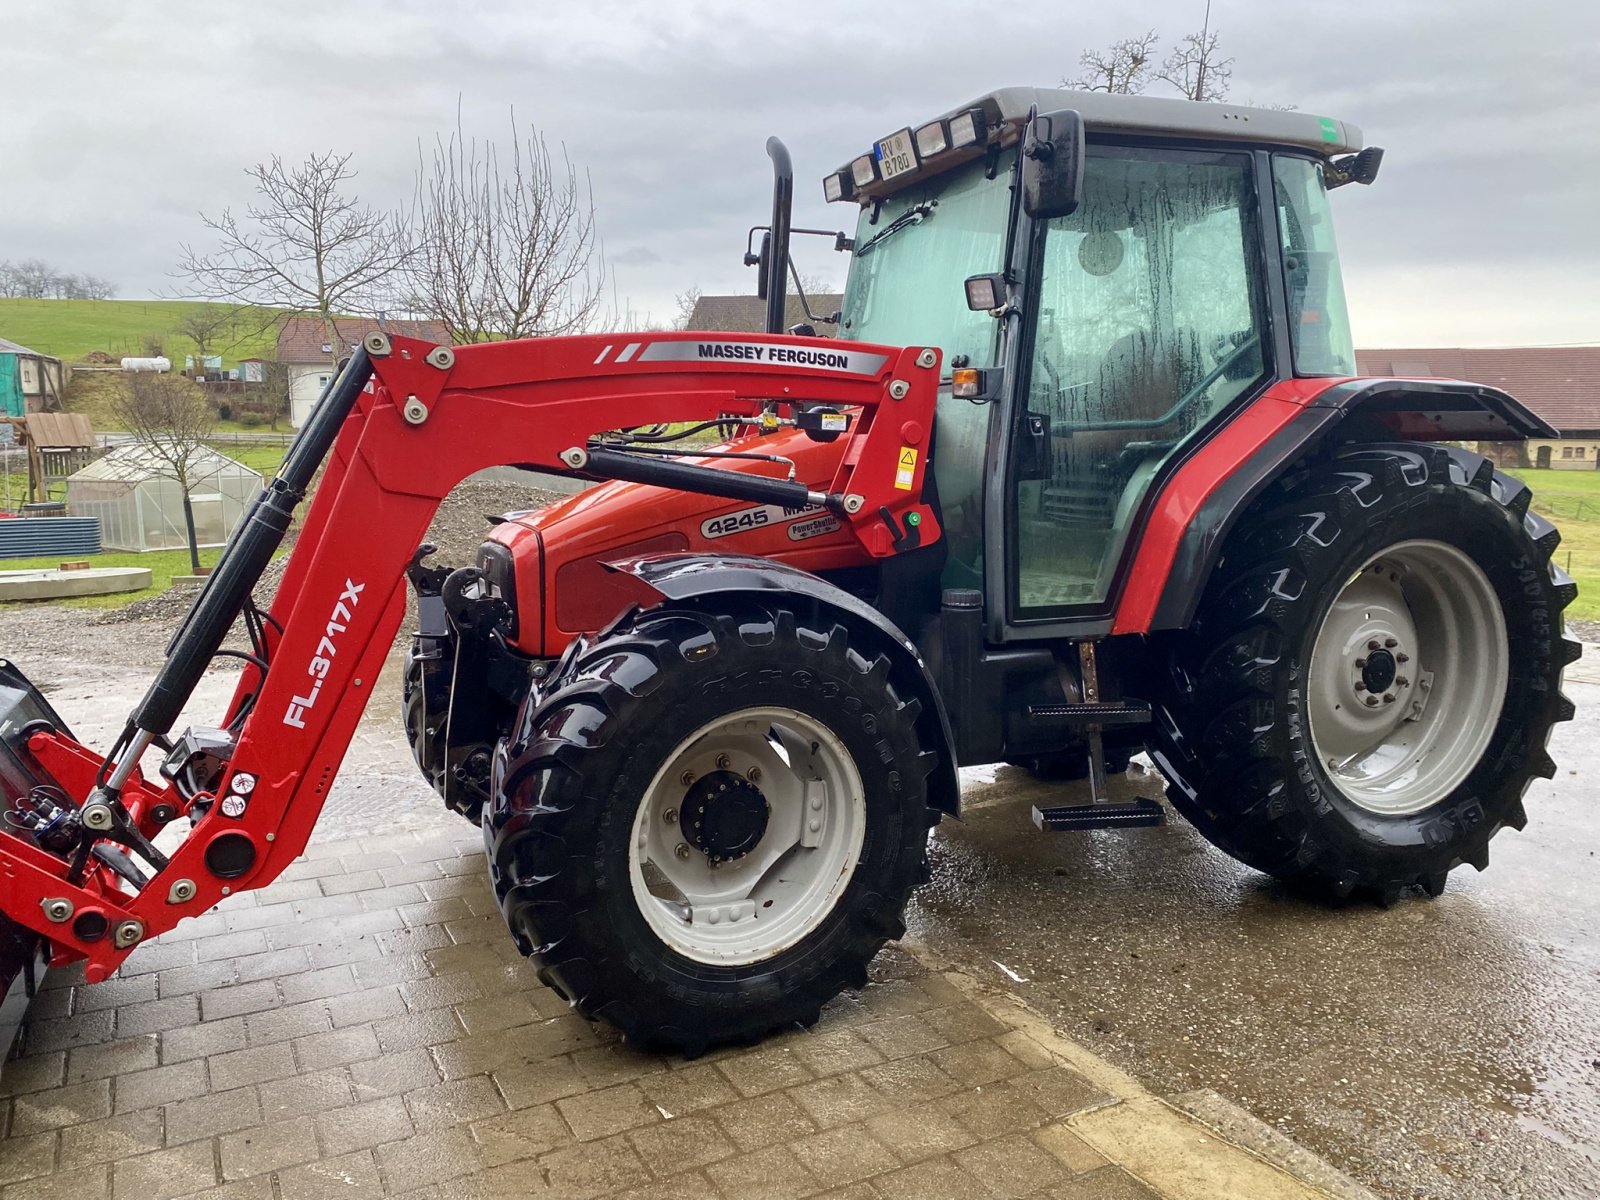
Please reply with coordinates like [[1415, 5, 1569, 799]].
[[1505, 468, 1600, 620], [0, 298, 286, 369]]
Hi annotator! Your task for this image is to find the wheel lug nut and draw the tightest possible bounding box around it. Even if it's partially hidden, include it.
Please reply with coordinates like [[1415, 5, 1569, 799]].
[[1396, 653, 1409, 664], [1396, 677, 1410, 688], [746, 766, 762, 782], [1383, 693, 1396, 704], [715, 754, 731, 769], [680, 770, 695, 786], [662, 808, 678, 824], [1354, 682, 1367, 692], [1365, 697, 1380, 707], [1367, 639, 1382, 651], [674, 843, 691, 860], [1385, 637, 1398, 648], [1355, 657, 1367, 669]]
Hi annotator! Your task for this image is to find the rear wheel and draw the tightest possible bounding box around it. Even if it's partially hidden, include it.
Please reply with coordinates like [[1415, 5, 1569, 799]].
[[1150, 444, 1579, 901], [484, 602, 937, 1052]]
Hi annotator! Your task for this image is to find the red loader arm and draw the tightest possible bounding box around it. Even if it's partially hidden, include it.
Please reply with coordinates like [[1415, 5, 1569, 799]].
[[0, 330, 940, 987]]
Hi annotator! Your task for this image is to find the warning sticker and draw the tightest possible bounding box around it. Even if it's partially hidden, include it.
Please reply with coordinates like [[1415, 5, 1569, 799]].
[[895, 446, 918, 491]]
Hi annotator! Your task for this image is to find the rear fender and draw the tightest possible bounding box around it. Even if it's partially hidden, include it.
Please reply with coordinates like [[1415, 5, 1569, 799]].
[[609, 553, 961, 817], [1137, 377, 1554, 632]]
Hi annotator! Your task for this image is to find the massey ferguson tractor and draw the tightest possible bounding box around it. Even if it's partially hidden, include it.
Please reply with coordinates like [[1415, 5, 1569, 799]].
[[0, 87, 1578, 1057]]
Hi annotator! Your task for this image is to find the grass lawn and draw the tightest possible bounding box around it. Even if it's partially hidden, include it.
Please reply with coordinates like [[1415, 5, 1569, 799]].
[[0, 298, 287, 370], [0, 299, 291, 369], [1504, 468, 1600, 619], [60, 371, 297, 436], [219, 443, 288, 477], [0, 546, 223, 611]]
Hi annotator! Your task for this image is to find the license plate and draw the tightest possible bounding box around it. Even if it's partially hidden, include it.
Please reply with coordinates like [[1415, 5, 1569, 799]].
[[874, 129, 918, 181]]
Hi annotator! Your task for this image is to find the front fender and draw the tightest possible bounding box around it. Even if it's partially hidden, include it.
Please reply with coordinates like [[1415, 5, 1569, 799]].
[[608, 553, 961, 818]]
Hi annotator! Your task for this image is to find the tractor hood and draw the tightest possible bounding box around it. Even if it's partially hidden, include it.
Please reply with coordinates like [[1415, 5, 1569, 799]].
[[484, 426, 872, 658]]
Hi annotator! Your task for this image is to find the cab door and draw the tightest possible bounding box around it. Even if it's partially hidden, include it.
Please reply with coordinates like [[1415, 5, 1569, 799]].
[[1004, 144, 1272, 626]]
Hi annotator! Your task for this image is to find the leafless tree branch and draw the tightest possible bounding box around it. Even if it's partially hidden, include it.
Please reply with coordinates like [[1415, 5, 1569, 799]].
[[110, 373, 217, 569], [405, 110, 608, 343], [178, 152, 412, 365], [1157, 5, 1234, 102], [1066, 31, 1159, 94]]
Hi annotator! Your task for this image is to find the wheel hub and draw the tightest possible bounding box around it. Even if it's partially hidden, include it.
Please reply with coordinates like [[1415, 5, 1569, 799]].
[[1360, 647, 1397, 694], [1308, 540, 1509, 816], [680, 771, 770, 864]]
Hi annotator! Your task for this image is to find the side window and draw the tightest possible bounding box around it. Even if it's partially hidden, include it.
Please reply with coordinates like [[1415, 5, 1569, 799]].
[[1272, 156, 1357, 376], [1012, 148, 1267, 614]]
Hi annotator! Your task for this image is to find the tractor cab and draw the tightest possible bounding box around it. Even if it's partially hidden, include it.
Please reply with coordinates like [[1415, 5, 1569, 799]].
[[821, 87, 1379, 635]]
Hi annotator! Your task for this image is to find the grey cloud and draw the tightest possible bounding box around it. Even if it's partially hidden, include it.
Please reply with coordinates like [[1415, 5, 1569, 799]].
[[2, 0, 1594, 344]]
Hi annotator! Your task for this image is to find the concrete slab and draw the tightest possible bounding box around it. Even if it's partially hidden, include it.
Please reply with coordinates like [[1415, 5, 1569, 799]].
[[0, 567, 151, 600]]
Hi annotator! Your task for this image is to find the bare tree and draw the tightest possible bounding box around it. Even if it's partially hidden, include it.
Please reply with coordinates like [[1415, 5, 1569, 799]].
[[111, 373, 217, 571], [1158, 3, 1233, 102], [178, 152, 410, 370], [248, 360, 294, 431], [1066, 30, 1159, 94], [174, 307, 239, 371], [71, 274, 117, 300], [0, 260, 118, 299], [672, 286, 703, 331], [406, 112, 606, 344], [0, 259, 58, 299]]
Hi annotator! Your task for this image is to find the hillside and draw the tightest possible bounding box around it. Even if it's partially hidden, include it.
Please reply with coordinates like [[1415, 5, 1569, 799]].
[[0, 298, 286, 368]]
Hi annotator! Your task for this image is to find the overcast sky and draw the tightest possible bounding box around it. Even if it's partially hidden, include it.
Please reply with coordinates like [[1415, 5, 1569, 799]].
[[5, 0, 1596, 347]]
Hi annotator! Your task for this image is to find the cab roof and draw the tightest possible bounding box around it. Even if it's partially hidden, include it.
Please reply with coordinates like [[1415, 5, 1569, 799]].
[[832, 85, 1363, 205]]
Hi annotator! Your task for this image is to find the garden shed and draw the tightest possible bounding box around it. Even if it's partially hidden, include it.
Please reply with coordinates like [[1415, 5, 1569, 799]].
[[65, 444, 262, 552]]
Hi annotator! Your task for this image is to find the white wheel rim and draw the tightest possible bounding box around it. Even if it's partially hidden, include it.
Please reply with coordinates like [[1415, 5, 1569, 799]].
[[1307, 539, 1508, 816], [628, 707, 866, 966]]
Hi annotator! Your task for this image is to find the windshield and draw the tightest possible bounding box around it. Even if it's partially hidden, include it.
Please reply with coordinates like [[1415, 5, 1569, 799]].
[[838, 154, 1014, 370]]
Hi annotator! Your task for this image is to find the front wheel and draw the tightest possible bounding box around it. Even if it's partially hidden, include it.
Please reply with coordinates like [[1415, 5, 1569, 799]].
[[484, 602, 937, 1053], [1150, 444, 1579, 901]]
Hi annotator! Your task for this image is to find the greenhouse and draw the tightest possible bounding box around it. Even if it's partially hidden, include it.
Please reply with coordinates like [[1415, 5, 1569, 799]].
[[65, 444, 263, 553]]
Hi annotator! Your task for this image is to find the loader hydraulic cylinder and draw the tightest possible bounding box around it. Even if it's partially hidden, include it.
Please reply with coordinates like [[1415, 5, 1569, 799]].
[[130, 349, 374, 737]]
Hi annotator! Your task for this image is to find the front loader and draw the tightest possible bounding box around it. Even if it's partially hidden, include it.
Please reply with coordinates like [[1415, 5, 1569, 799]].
[[2, 87, 1578, 1058]]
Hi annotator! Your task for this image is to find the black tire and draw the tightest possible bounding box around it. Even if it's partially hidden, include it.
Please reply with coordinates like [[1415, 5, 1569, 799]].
[[1150, 443, 1579, 902], [484, 601, 938, 1053], [1006, 747, 1133, 782]]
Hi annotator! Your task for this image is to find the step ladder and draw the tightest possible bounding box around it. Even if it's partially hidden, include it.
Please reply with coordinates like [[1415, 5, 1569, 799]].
[[1030, 641, 1165, 832]]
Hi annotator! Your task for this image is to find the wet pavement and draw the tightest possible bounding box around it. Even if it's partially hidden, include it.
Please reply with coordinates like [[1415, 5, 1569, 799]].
[[0, 620, 1378, 1200], [2, 600, 1596, 1198], [910, 667, 1600, 1200]]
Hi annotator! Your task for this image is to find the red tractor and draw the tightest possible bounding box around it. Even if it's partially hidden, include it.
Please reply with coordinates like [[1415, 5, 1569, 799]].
[[0, 88, 1578, 1057]]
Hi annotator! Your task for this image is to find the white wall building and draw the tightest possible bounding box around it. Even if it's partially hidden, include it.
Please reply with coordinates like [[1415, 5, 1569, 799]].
[[275, 317, 451, 428]]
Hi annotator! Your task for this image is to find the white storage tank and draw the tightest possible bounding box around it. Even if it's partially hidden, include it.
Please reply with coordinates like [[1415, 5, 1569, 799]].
[[120, 357, 171, 373]]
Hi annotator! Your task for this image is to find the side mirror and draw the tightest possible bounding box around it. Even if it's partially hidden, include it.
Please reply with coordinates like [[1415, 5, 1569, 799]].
[[753, 231, 772, 300], [1021, 108, 1085, 220]]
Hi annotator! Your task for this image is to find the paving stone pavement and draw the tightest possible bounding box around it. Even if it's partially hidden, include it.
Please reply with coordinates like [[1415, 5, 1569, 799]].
[[1, 802, 1377, 1200]]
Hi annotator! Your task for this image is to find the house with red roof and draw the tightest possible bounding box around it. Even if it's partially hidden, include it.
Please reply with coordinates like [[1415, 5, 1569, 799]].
[[1357, 347, 1600, 469], [276, 317, 450, 428]]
